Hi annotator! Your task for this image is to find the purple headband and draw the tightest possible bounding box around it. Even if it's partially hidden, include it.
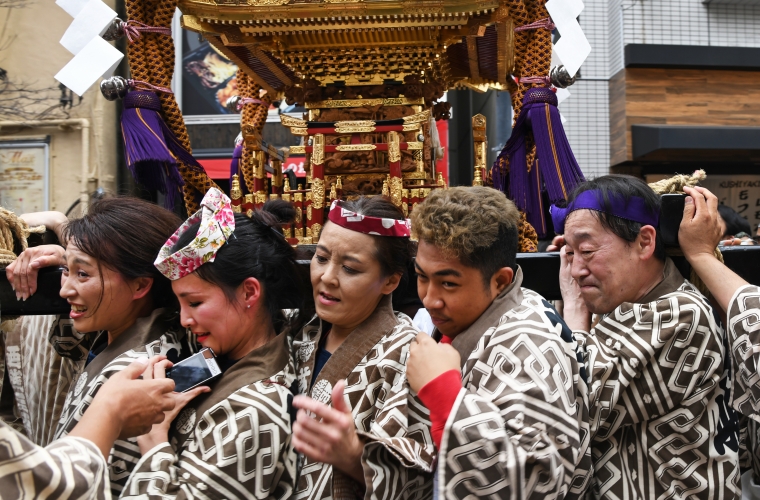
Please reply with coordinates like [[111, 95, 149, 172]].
[[550, 190, 659, 234]]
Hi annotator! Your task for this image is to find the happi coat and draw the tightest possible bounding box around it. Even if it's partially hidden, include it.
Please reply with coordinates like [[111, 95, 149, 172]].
[[0, 315, 84, 446], [432, 267, 592, 500], [292, 295, 435, 500], [574, 258, 741, 499], [0, 419, 110, 499], [121, 331, 297, 500], [725, 285, 760, 482], [54, 307, 194, 498]]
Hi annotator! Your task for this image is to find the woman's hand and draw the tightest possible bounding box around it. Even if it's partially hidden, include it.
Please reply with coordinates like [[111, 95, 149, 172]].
[[70, 356, 176, 458], [19, 211, 68, 242], [292, 380, 366, 484], [5, 244, 65, 300], [407, 333, 461, 394], [558, 246, 591, 331], [136, 359, 211, 455]]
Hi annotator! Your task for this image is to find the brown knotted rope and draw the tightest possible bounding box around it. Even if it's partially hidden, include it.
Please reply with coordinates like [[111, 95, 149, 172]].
[[125, 0, 220, 213], [648, 170, 722, 298], [237, 69, 274, 194], [0, 208, 45, 268]]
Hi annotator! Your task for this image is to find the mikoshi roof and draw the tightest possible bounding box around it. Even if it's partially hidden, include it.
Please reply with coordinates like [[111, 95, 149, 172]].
[[179, 0, 516, 94]]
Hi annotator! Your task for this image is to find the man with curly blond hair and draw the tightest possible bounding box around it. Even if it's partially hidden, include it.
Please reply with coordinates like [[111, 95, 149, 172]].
[[406, 186, 591, 500]]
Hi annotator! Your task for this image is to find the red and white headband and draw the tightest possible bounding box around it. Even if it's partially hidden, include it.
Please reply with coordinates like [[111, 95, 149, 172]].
[[327, 200, 410, 238]]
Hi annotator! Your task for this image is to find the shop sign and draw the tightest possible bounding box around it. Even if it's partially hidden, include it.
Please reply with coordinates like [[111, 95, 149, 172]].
[[0, 141, 49, 214]]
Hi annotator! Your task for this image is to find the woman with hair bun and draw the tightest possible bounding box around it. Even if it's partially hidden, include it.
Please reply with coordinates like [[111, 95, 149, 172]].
[[121, 188, 305, 500], [292, 196, 434, 500]]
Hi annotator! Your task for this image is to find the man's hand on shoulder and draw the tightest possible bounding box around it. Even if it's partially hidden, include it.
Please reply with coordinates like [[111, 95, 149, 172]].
[[407, 333, 460, 393]]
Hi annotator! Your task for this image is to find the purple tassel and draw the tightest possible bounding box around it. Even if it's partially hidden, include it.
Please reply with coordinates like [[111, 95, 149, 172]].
[[121, 91, 205, 208], [229, 143, 249, 193], [491, 87, 585, 237]]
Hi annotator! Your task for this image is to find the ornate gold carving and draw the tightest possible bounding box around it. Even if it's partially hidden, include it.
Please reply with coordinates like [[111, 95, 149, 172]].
[[307, 204, 312, 221], [473, 168, 483, 186], [401, 109, 431, 124], [305, 97, 425, 109], [389, 176, 403, 207], [291, 128, 309, 136], [311, 223, 322, 241], [472, 113, 487, 130], [323, 0, 363, 3], [247, 0, 289, 5], [312, 134, 325, 165], [280, 115, 307, 128], [255, 192, 268, 204], [311, 178, 325, 209], [334, 126, 376, 134], [410, 188, 420, 198], [388, 131, 401, 163], [437, 172, 447, 188], [406, 142, 424, 150], [402, 123, 422, 132], [283, 178, 291, 192], [335, 144, 377, 152], [403, 171, 427, 180], [334, 120, 376, 128], [230, 174, 242, 202], [290, 146, 306, 155], [295, 206, 303, 221], [294, 192, 303, 202], [382, 179, 389, 197], [302, 236, 313, 244], [329, 183, 337, 201], [283, 227, 293, 238]]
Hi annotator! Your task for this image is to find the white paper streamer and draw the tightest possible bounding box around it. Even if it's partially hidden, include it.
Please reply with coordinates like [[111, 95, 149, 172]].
[[60, 0, 117, 55], [55, 37, 123, 96], [56, 0, 90, 18], [546, 0, 591, 78]]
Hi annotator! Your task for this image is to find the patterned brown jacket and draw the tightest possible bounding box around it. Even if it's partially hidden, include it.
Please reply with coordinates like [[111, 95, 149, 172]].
[[293, 295, 435, 500], [54, 307, 195, 498], [0, 419, 109, 499], [575, 258, 741, 499], [433, 267, 592, 500], [121, 331, 297, 500]]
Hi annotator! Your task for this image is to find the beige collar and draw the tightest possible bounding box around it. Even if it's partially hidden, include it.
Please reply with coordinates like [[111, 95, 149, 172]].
[[436, 266, 525, 367]]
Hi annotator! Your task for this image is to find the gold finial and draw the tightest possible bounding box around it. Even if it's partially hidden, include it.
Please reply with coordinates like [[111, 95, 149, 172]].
[[230, 174, 242, 213], [382, 179, 389, 197], [329, 182, 337, 201], [473, 168, 483, 186], [336, 175, 342, 190], [437, 172, 446, 188], [231, 174, 242, 200], [284, 177, 291, 192]]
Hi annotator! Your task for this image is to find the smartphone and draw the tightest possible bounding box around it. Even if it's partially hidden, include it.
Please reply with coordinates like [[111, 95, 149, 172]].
[[659, 193, 686, 247], [166, 348, 221, 392]]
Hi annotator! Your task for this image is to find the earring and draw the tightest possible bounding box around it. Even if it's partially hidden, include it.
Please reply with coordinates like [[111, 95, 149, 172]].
[[247, 305, 250, 309]]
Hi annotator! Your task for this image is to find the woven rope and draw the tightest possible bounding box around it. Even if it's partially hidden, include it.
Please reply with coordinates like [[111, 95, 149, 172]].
[[125, 0, 220, 213], [237, 69, 274, 194], [649, 170, 721, 297], [0, 208, 45, 268], [238, 70, 257, 194], [648, 169, 706, 194]]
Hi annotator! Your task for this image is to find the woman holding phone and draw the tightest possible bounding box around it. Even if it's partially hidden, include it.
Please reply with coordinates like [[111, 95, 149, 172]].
[[120, 190, 305, 500], [5, 198, 196, 497]]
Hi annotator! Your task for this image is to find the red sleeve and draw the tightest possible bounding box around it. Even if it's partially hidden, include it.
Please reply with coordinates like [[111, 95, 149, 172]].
[[417, 369, 462, 449]]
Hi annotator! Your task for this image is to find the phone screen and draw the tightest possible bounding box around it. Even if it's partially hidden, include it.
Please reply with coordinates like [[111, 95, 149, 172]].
[[167, 351, 221, 392]]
